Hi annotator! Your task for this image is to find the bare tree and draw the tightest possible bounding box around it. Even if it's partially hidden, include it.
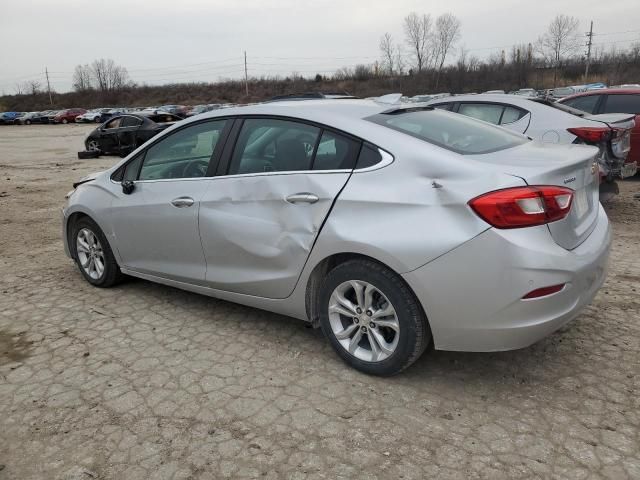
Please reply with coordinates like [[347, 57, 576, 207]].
[[73, 64, 93, 91], [537, 14, 580, 85], [90, 58, 130, 93], [14, 83, 24, 95], [379, 32, 396, 75], [26, 80, 41, 95], [404, 12, 432, 73], [433, 13, 462, 88]]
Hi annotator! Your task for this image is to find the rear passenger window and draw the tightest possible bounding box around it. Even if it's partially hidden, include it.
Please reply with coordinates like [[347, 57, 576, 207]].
[[356, 143, 382, 169], [121, 116, 142, 127], [312, 131, 360, 170], [500, 106, 526, 124], [458, 103, 503, 124]]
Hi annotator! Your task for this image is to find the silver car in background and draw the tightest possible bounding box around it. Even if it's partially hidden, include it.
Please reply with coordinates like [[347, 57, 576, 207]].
[[62, 100, 610, 375]]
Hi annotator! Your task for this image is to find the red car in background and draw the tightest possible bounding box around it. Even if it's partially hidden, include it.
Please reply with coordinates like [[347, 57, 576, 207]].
[[558, 88, 640, 178], [53, 108, 87, 124]]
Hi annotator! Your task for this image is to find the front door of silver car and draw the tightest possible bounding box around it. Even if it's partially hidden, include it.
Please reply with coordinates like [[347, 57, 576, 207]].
[[199, 117, 360, 298], [110, 119, 228, 282]]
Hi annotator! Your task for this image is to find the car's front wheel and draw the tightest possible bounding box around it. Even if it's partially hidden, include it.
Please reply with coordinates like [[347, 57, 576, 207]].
[[71, 217, 122, 287], [86, 139, 101, 153], [62, 118, 68, 124], [318, 259, 430, 376]]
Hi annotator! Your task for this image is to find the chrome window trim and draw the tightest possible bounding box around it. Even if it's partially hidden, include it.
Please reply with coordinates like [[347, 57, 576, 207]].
[[353, 148, 394, 173]]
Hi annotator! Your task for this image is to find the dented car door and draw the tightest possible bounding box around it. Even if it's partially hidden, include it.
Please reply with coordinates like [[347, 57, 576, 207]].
[[198, 117, 357, 299]]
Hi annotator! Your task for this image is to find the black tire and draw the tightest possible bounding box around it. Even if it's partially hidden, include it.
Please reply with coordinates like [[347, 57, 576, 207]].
[[78, 150, 100, 159], [318, 259, 430, 376], [70, 217, 123, 287]]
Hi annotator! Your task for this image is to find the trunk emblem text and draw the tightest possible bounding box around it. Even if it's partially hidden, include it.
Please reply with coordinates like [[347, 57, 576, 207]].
[[563, 176, 576, 184]]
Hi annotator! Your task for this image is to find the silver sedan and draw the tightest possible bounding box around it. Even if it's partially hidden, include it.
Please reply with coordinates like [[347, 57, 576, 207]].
[[63, 99, 611, 375]]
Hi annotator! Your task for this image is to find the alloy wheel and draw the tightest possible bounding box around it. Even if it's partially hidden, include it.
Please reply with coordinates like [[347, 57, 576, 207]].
[[87, 140, 100, 151], [328, 280, 400, 362], [76, 228, 105, 280]]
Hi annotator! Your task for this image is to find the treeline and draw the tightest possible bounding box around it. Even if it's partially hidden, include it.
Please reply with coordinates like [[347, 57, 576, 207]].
[[2, 11, 640, 112]]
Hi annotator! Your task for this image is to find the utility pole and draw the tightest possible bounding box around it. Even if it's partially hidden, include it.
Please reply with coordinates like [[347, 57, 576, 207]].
[[584, 21, 594, 82], [244, 51, 249, 97], [45, 67, 53, 106]]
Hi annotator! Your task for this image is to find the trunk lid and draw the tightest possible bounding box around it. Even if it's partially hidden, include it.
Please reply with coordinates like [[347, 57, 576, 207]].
[[472, 142, 600, 250]]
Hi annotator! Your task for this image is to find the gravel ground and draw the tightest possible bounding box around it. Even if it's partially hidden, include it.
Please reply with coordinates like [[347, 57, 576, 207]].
[[0, 124, 639, 480]]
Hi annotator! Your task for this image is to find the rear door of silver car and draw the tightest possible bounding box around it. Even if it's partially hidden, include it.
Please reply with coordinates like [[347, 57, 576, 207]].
[[199, 116, 361, 299]]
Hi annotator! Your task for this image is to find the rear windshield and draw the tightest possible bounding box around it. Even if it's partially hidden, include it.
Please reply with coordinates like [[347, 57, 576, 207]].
[[531, 98, 586, 117], [367, 109, 527, 155]]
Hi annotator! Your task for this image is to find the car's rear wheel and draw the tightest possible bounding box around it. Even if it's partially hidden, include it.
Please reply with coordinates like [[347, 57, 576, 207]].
[[62, 118, 68, 124], [25, 120, 31, 125], [71, 217, 122, 287], [318, 259, 430, 376], [94, 117, 101, 123]]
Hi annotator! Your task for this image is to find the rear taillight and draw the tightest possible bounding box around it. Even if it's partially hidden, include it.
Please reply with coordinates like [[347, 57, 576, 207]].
[[469, 186, 574, 229], [567, 126, 611, 143]]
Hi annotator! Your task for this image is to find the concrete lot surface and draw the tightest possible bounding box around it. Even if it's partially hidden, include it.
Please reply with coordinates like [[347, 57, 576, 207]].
[[0, 124, 639, 479]]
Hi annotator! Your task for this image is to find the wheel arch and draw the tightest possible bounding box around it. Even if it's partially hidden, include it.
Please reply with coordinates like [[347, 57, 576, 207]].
[[65, 210, 120, 265], [304, 252, 430, 332]]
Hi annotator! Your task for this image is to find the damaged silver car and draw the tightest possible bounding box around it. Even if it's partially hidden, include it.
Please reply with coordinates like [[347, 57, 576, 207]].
[[63, 100, 611, 375]]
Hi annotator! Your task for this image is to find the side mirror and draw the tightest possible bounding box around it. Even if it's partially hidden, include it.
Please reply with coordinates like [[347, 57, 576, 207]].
[[122, 180, 135, 195]]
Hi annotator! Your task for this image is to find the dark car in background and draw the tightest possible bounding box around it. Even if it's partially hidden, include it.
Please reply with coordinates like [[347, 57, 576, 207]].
[[83, 112, 183, 157], [558, 88, 640, 174], [14, 112, 41, 125], [53, 108, 87, 124]]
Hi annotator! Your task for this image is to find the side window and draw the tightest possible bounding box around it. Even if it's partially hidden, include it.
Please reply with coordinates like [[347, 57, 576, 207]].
[[356, 143, 382, 169], [121, 116, 142, 127], [138, 120, 227, 180], [228, 118, 320, 175], [313, 131, 360, 170], [105, 117, 121, 129], [563, 95, 600, 114], [602, 94, 640, 114], [123, 154, 143, 181], [458, 103, 503, 124], [500, 106, 526, 124]]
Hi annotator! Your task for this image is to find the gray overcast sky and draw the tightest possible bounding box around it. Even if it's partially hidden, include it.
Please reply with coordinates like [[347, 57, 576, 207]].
[[1, 0, 639, 93]]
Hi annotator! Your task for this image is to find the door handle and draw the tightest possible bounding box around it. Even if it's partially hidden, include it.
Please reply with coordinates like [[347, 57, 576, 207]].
[[171, 196, 195, 208], [285, 192, 319, 204]]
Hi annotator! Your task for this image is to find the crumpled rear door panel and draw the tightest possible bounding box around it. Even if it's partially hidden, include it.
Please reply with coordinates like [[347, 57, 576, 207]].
[[199, 172, 351, 299]]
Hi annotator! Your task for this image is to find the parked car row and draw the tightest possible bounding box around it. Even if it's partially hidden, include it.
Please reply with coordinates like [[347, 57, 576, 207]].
[[1, 103, 233, 127]]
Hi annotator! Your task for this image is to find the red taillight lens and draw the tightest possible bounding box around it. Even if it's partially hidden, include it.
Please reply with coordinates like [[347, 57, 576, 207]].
[[522, 284, 565, 299], [567, 127, 611, 143], [469, 186, 574, 229]]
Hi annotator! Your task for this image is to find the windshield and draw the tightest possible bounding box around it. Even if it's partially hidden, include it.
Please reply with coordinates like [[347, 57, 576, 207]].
[[367, 108, 528, 155]]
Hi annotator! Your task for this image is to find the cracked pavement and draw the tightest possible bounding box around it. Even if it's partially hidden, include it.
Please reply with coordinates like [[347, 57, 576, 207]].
[[0, 124, 639, 479]]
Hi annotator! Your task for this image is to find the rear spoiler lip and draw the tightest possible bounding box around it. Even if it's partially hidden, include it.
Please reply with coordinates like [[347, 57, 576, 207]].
[[584, 113, 636, 128]]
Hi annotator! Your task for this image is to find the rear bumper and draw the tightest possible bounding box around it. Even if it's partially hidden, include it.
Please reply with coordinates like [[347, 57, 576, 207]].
[[403, 204, 611, 352]]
